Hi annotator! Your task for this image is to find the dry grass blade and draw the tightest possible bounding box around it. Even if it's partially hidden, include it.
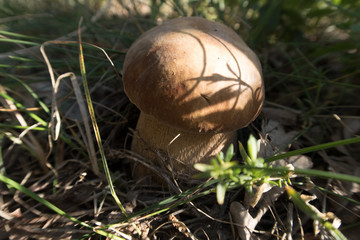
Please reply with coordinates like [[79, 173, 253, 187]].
[[68, 72, 101, 176], [40, 42, 101, 177]]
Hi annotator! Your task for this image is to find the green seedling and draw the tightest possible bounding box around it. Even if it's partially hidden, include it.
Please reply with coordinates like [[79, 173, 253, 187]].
[[195, 134, 278, 205]]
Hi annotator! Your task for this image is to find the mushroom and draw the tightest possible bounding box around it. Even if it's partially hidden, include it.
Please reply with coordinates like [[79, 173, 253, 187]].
[[123, 17, 264, 180]]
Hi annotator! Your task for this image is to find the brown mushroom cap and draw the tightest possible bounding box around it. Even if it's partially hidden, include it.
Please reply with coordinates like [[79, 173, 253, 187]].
[[123, 17, 264, 133]]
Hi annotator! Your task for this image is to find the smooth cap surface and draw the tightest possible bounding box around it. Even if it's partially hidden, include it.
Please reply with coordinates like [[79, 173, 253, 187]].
[[123, 17, 264, 133]]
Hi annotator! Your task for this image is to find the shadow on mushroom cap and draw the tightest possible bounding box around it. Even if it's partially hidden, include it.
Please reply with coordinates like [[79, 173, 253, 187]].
[[123, 17, 265, 133]]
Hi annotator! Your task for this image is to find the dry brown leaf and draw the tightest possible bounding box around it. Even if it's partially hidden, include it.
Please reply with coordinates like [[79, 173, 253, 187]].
[[262, 107, 298, 126]]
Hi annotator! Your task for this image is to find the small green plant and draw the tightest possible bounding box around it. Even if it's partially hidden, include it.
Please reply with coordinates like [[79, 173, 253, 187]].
[[195, 134, 360, 206], [195, 134, 359, 239], [195, 135, 285, 205], [194, 143, 237, 205]]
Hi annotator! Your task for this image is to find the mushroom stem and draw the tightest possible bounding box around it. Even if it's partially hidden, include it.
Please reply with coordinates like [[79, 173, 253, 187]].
[[131, 112, 237, 179]]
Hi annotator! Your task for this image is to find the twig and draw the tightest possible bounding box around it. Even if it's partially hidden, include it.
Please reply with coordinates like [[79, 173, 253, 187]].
[[286, 202, 293, 240], [230, 186, 285, 240]]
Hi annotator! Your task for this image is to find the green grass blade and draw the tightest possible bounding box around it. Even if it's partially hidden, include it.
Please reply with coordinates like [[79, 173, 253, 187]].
[[0, 30, 43, 40], [314, 185, 360, 205], [4, 74, 50, 113], [0, 38, 39, 46], [235, 165, 360, 185], [265, 136, 360, 163], [117, 179, 217, 224], [77, 21, 128, 216], [0, 123, 47, 131], [293, 168, 360, 184], [0, 91, 48, 127], [0, 174, 127, 240], [286, 186, 347, 240], [0, 174, 92, 228]]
